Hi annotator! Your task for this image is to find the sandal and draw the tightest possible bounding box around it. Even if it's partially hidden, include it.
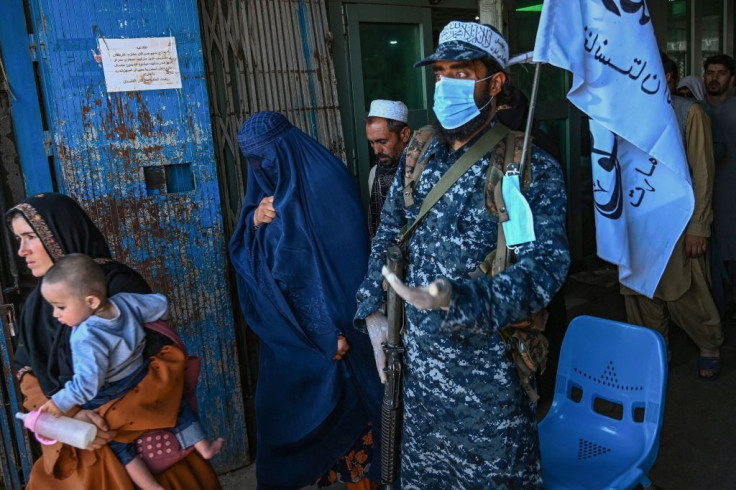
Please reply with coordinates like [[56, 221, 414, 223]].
[[697, 355, 721, 380]]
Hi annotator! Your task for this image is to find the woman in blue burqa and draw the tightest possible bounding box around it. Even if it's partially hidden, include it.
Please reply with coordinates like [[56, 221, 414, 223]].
[[229, 112, 383, 489]]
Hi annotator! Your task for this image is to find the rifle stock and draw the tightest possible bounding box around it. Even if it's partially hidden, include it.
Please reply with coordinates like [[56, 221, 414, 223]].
[[381, 243, 405, 486]]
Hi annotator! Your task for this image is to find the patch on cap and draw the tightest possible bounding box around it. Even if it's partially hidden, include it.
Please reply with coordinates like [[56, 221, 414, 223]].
[[415, 21, 509, 69]]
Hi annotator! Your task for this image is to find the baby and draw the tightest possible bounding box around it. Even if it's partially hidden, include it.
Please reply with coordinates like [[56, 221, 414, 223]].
[[38, 253, 224, 490]]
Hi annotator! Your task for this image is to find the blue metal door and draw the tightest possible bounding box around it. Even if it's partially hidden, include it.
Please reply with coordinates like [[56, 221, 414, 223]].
[[1, 0, 248, 472]]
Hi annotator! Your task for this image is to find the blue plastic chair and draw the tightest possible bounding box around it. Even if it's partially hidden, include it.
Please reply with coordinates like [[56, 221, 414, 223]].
[[538, 315, 668, 489]]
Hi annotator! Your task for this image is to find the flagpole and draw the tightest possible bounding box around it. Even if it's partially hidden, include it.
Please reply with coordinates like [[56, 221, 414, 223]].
[[502, 57, 542, 267], [519, 61, 542, 180]]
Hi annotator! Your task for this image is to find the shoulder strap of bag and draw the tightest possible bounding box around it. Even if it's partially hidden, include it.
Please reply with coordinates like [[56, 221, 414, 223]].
[[144, 319, 188, 355], [467, 130, 532, 278], [403, 125, 436, 207], [492, 131, 528, 275], [397, 123, 510, 246]]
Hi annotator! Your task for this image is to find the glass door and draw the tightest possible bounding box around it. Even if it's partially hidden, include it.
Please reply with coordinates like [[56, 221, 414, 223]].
[[344, 4, 433, 204]]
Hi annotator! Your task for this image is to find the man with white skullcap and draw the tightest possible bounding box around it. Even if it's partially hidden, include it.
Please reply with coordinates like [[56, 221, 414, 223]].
[[365, 99, 410, 236], [354, 21, 569, 488]]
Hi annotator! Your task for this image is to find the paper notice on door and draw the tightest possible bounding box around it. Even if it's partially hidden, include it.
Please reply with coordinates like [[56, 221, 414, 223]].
[[99, 37, 182, 92]]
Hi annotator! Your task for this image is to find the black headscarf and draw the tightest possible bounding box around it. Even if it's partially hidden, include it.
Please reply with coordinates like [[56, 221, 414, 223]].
[[8, 192, 154, 396]]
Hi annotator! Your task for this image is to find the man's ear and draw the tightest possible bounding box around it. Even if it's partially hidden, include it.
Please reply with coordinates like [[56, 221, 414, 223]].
[[400, 126, 411, 144], [489, 71, 507, 97], [86, 294, 101, 310]]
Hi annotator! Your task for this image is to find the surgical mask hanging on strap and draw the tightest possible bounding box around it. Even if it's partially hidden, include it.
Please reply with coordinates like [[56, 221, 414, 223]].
[[433, 76, 492, 130], [502, 173, 536, 246]]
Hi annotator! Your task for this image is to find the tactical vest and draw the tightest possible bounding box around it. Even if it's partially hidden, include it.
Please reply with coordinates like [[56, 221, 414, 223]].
[[402, 126, 532, 209], [400, 125, 548, 402]]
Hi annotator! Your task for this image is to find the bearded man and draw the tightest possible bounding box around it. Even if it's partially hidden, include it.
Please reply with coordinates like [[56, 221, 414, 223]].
[[365, 99, 411, 236], [354, 21, 569, 488], [703, 54, 736, 325]]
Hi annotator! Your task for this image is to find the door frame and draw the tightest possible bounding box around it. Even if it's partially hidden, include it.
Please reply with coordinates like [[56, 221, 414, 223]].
[[328, 0, 478, 206], [0, 0, 54, 196], [345, 4, 432, 203]]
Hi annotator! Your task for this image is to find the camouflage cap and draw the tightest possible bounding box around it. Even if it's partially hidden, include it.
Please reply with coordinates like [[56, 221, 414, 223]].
[[415, 21, 509, 69]]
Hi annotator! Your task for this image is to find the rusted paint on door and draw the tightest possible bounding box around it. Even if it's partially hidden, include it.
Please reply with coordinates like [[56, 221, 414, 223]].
[[26, 0, 247, 471]]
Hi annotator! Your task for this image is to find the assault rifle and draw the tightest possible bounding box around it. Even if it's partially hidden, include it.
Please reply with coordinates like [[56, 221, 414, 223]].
[[380, 243, 405, 487]]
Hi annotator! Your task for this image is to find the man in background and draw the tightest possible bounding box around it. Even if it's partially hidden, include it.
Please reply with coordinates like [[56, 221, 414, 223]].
[[703, 54, 736, 326], [365, 99, 410, 236], [623, 52, 722, 379]]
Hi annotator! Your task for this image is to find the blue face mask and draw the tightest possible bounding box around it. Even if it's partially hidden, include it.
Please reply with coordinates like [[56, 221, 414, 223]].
[[433, 75, 492, 130], [501, 174, 536, 246]]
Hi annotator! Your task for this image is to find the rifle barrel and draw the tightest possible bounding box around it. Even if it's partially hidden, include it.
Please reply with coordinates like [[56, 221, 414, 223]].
[[381, 243, 406, 484], [385, 244, 404, 345]]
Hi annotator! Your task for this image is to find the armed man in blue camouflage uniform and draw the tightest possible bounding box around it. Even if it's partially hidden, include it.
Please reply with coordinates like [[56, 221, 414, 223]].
[[354, 21, 570, 489]]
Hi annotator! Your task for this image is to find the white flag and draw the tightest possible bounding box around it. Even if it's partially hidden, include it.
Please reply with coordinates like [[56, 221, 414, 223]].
[[533, 0, 694, 298]]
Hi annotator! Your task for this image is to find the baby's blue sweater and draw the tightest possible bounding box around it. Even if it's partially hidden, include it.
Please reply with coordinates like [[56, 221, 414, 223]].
[[52, 292, 169, 413]]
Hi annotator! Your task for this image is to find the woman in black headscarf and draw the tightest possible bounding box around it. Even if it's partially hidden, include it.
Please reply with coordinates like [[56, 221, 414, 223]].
[[8, 192, 220, 489]]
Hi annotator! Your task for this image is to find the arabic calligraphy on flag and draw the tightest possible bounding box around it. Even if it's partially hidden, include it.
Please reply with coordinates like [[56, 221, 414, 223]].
[[533, 0, 694, 298]]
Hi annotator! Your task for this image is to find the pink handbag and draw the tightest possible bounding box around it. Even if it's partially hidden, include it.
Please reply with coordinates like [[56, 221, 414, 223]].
[[135, 320, 202, 474], [135, 429, 194, 474]]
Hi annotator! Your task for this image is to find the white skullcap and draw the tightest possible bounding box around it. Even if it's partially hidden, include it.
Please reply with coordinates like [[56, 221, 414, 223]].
[[367, 100, 409, 124]]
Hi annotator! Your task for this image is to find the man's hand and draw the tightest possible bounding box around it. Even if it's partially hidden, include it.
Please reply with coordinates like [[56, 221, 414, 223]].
[[254, 196, 276, 227], [333, 335, 350, 360], [685, 234, 707, 258], [365, 313, 388, 383], [382, 266, 452, 310], [73, 409, 116, 450], [39, 399, 63, 417]]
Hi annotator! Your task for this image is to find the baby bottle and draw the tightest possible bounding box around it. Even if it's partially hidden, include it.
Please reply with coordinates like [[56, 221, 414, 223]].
[[16, 410, 97, 449]]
